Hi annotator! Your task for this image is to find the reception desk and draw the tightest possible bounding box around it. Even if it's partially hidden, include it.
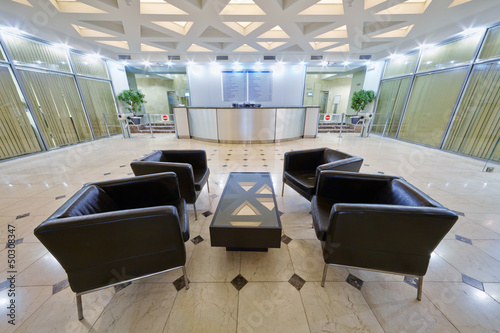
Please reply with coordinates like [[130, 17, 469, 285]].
[[173, 107, 319, 143]]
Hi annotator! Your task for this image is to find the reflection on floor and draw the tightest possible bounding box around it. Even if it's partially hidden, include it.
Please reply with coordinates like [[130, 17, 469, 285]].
[[1, 133, 500, 333]]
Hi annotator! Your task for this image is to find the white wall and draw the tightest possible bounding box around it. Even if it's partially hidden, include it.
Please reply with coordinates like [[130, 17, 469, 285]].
[[363, 61, 385, 94], [187, 63, 306, 107], [107, 60, 129, 98]]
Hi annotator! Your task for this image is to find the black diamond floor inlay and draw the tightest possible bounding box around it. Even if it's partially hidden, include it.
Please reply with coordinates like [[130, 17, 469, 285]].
[[52, 279, 69, 295], [173, 275, 187, 291], [364, 164, 370, 166], [114, 282, 132, 293], [281, 235, 292, 244], [0, 280, 10, 291], [462, 274, 484, 291], [263, 165, 268, 167], [210, 194, 218, 199], [404, 276, 419, 289], [55, 195, 66, 200], [377, 171, 385, 174], [202, 211, 213, 217], [222, 165, 227, 167], [191, 235, 204, 245], [231, 274, 248, 291], [453, 211, 466, 217], [456, 235, 472, 245], [5, 238, 23, 249], [127, 173, 133, 175], [288, 274, 306, 291], [278, 211, 284, 216], [104, 172, 111, 176], [346, 273, 363, 290], [120, 165, 126, 168], [16, 213, 30, 220], [243, 165, 248, 167]]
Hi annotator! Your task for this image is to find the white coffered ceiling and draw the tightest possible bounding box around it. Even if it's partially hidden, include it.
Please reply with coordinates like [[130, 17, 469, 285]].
[[1, 0, 500, 64]]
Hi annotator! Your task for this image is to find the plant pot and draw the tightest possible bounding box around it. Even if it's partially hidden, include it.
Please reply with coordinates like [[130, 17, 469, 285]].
[[130, 116, 141, 125], [350, 116, 361, 124]]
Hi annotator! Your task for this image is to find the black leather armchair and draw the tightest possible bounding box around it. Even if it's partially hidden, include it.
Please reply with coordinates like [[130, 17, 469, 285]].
[[34, 173, 189, 320], [311, 171, 458, 300], [282, 148, 363, 201], [131, 150, 210, 219]]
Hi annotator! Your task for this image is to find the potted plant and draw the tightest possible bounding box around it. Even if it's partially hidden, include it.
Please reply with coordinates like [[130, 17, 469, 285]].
[[117, 89, 146, 125], [350, 89, 375, 124]]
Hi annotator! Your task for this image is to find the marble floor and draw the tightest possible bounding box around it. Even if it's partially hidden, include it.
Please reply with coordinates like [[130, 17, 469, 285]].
[[0, 133, 499, 333]]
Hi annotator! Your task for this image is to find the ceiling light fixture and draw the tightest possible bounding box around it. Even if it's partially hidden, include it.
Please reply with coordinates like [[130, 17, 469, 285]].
[[321, 60, 328, 66]]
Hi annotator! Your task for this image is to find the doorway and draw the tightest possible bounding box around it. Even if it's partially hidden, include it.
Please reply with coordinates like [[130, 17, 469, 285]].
[[167, 91, 177, 114], [319, 91, 329, 114]]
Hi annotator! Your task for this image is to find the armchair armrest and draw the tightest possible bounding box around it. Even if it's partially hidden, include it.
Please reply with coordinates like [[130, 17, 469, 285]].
[[283, 148, 325, 172], [34, 206, 187, 292], [315, 157, 364, 180], [161, 150, 208, 170], [316, 171, 400, 201], [87, 172, 183, 209]]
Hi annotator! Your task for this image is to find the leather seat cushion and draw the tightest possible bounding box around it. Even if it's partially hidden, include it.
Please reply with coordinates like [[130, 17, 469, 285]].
[[311, 195, 336, 241], [284, 170, 316, 196]]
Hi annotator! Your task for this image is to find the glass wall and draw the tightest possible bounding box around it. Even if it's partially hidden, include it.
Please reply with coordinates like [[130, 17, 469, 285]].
[[371, 77, 412, 137], [2, 34, 72, 72], [383, 53, 418, 79], [373, 24, 500, 162], [398, 68, 467, 147], [478, 25, 500, 61], [70, 52, 109, 79], [0, 32, 120, 160], [417, 33, 482, 73], [78, 78, 121, 137], [0, 64, 42, 159], [443, 62, 500, 161], [18, 69, 93, 148]]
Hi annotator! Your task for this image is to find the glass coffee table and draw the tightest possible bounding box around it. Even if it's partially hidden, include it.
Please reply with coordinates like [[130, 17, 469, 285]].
[[209, 172, 282, 251]]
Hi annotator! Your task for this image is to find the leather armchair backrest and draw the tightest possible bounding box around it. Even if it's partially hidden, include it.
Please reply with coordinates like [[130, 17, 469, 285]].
[[316, 172, 396, 204], [35, 207, 186, 293], [322, 149, 351, 164], [161, 150, 207, 170], [376, 180, 437, 207], [59, 186, 118, 217], [98, 175, 182, 210], [284, 148, 326, 172]]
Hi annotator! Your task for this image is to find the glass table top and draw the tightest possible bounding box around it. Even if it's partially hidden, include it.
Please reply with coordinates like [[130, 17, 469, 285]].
[[211, 172, 280, 228]]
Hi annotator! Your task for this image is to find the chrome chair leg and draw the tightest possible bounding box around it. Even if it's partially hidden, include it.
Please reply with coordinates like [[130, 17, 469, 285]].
[[282, 181, 285, 196], [182, 266, 190, 290], [76, 294, 83, 320], [417, 276, 423, 301], [193, 203, 197, 220], [207, 181, 210, 193], [321, 264, 328, 287]]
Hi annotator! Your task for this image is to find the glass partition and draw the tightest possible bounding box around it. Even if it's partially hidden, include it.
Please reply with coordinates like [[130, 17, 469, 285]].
[[70, 52, 109, 79], [383, 52, 418, 79], [78, 78, 120, 137], [0, 65, 42, 160], [398, 68, 468, 147], [444, 62, 500, 160], [371, 77, 412, 137], [479, 25, 500, 61], [18, 69, 92, 148], [2, 33, 71, 72], [0, 43, 5, 61], [135, 73, 190, 114], [417, 33, 482, 73]]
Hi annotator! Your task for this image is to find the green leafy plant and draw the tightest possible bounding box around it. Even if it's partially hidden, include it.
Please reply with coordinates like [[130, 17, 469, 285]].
[[351, 89, 376, 115], [117, 89, 146, 116]]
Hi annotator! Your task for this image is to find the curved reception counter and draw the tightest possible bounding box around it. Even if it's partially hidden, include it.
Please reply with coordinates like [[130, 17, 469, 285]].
[[173, 107, 319, 143]]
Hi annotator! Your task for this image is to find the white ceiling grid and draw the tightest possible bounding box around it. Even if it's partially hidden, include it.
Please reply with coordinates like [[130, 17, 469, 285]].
[[1, 0, 499, 63]]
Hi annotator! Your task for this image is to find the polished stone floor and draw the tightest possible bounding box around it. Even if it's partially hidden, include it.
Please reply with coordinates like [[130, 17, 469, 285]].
[[0, 133, 499, 333]]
